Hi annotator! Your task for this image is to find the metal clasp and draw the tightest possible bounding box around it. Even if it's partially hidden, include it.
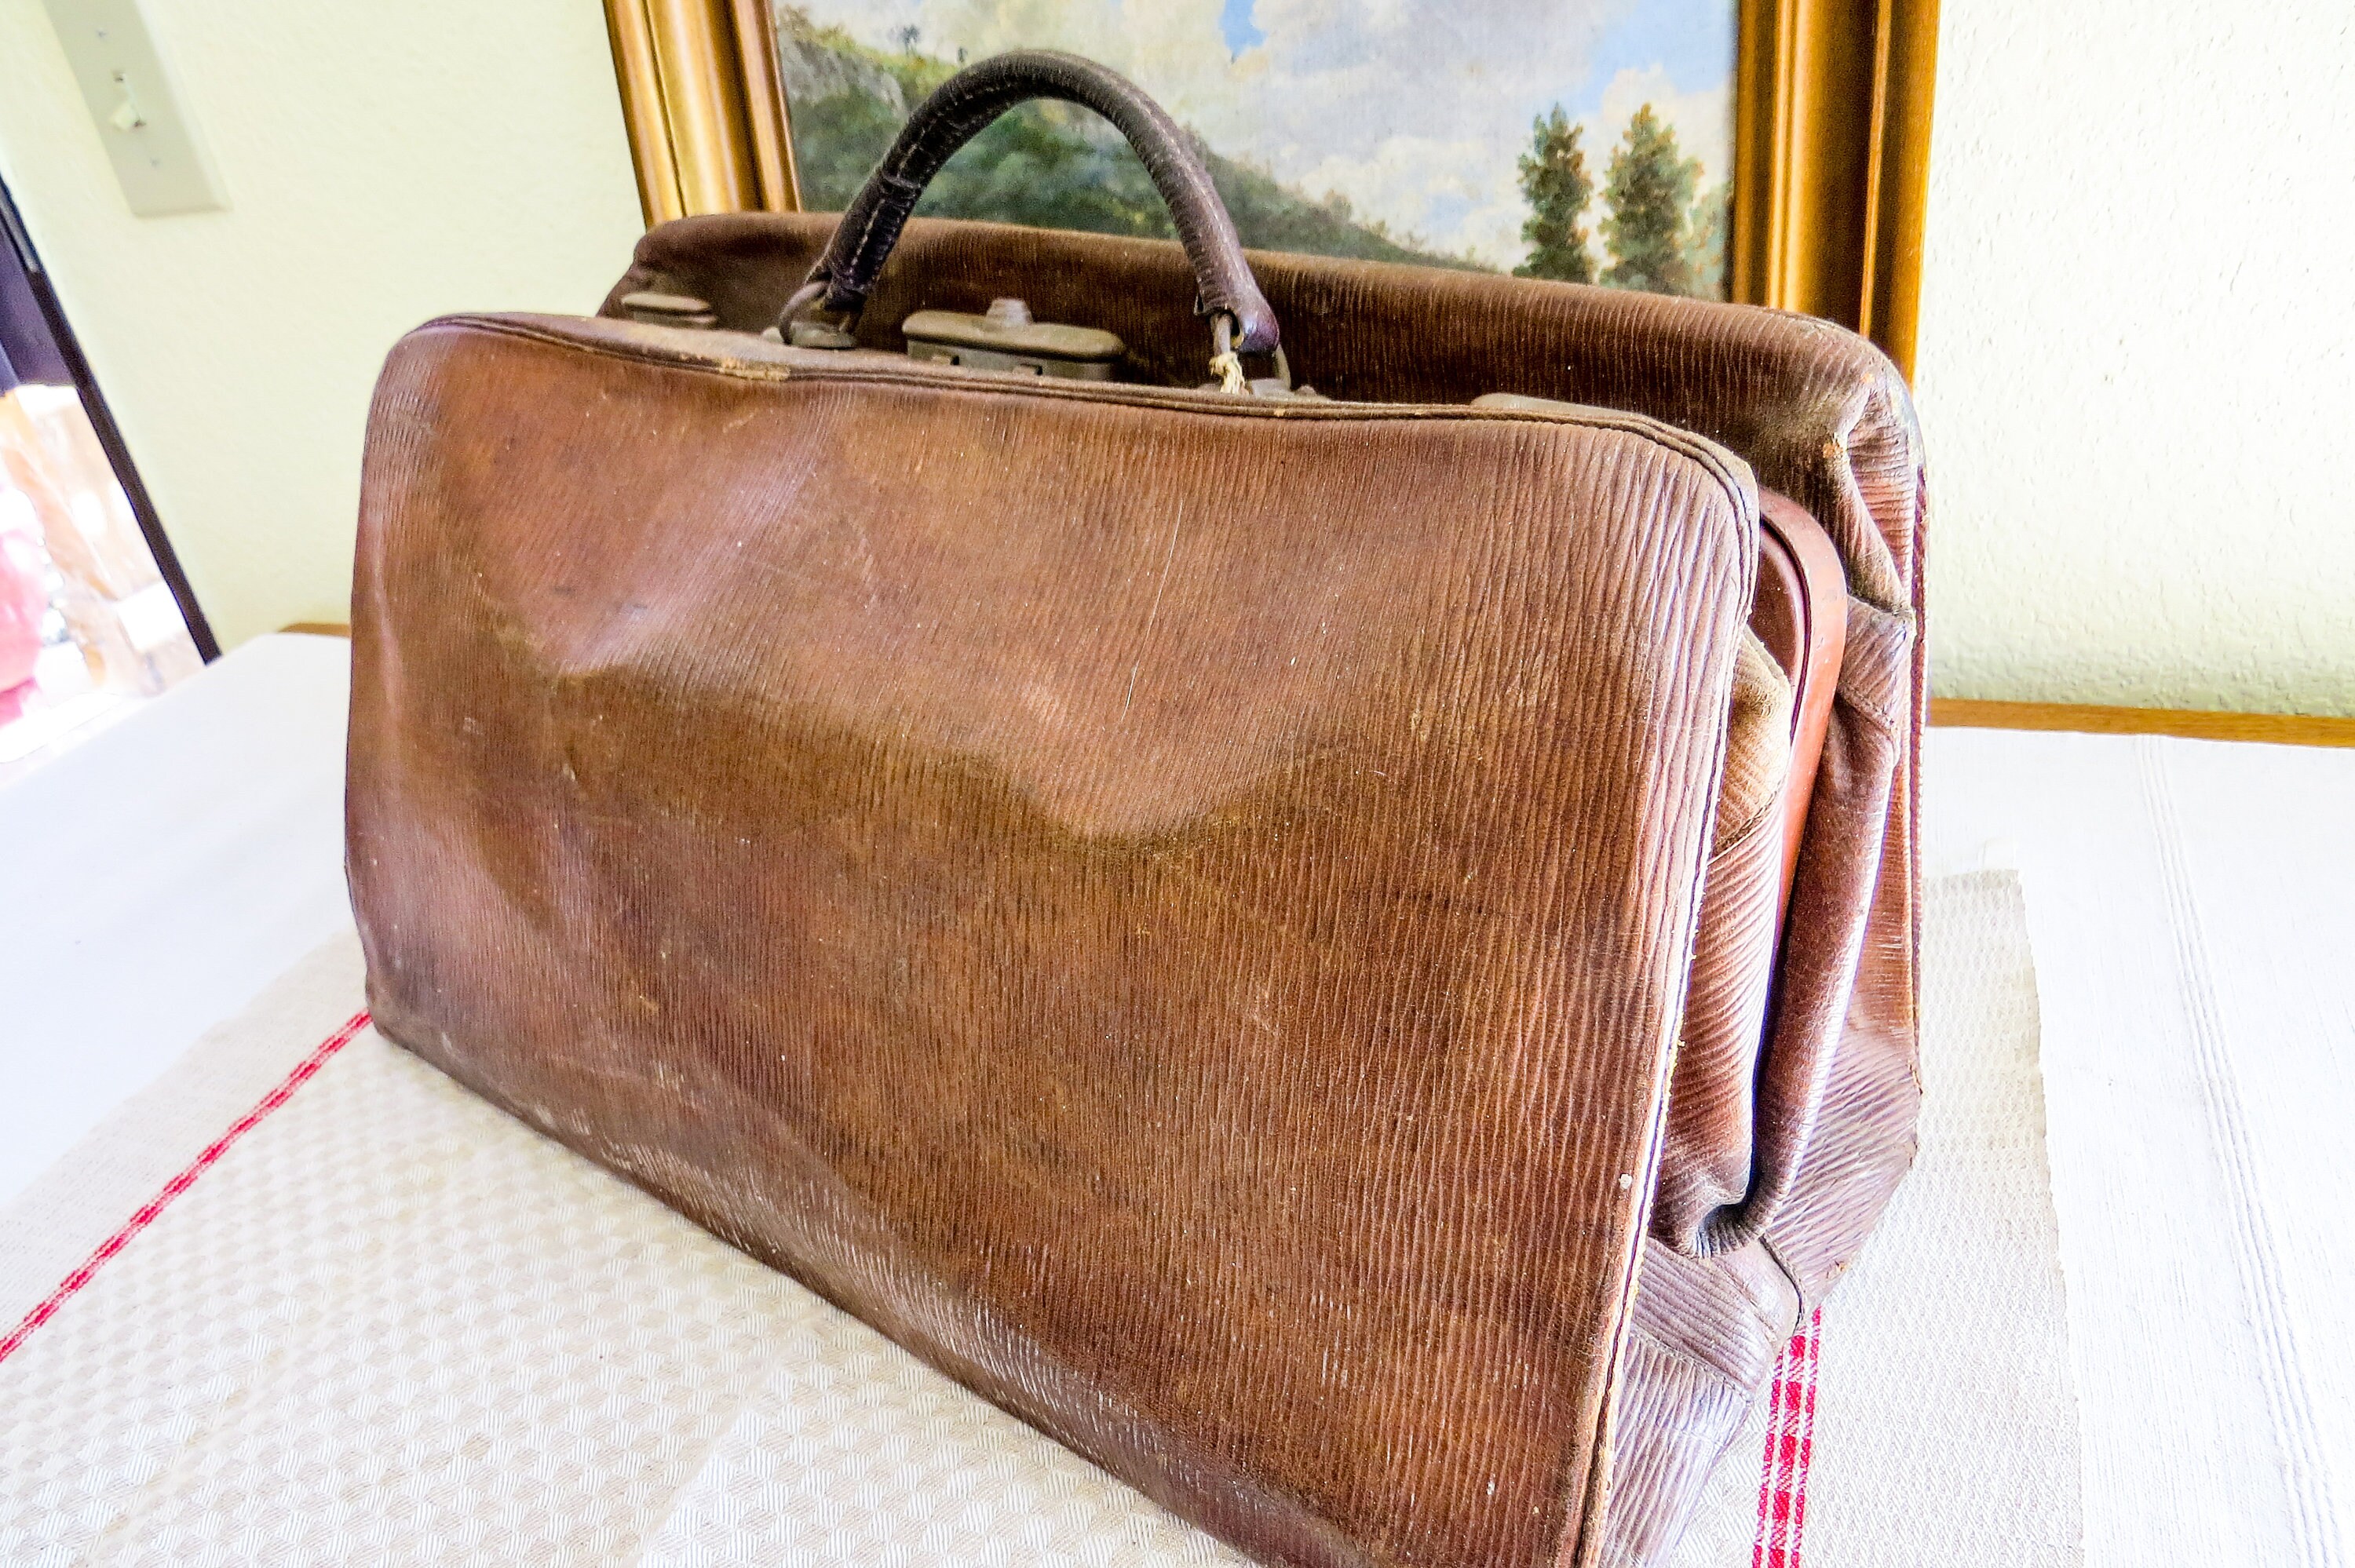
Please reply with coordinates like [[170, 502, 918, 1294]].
[[1207, 315, 1309, 398], [769, 281, 861, 349]]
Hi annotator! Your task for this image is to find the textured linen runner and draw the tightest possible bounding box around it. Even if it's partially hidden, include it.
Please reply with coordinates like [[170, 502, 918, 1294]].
[[1, 873, 2065, 1566], [1668, 870, 2083, 1567], [1921, 730, 2355, 1568]]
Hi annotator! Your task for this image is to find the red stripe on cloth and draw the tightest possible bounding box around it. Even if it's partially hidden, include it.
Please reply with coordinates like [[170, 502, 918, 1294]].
[[1751, 1311, 1793, 1550], [0, 1010, 371, 1367], [1752, 1305, 1824, 1567]]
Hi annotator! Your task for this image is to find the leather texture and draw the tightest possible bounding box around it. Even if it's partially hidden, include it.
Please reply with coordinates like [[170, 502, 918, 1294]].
[[599, 214, 1926, 1566], [604, 211, 1924, 1273], [349, 189, 1922, 1565], [1752, 491, 1851, 910], [805, 52, 1280, 354], [1465, 393, 1849, 1280], [351, 312, 1756, 1568]]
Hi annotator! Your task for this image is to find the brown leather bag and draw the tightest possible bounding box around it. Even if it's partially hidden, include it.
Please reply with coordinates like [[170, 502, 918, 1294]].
[[348, 52, 1923, 1568]]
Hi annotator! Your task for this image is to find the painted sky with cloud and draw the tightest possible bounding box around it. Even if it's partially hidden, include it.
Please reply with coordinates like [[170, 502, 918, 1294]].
[[790, 0, 1736, 270]]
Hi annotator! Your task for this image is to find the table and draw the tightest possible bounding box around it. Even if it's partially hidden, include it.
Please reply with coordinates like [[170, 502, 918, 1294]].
[[0, 633, 350, 1205], [3, 636, 2349, 1563], [1921, 724, 2354, 1566]]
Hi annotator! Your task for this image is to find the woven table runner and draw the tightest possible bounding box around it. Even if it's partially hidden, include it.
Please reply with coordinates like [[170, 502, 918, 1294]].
[[0, 873, 2076, 1566], [1669, 870, 2083, 1567]]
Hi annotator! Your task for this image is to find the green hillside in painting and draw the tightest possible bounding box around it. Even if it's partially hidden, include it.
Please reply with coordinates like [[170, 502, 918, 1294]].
[[777, 11, 1492, 272]]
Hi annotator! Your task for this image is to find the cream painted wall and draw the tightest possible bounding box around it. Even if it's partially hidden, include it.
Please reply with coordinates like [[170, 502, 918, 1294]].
[[0, 0, 644, 647], [1913, 0, 2355, 717]]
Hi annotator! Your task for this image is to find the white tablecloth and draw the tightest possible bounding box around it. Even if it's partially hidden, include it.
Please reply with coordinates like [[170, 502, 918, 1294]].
[[1922, 726, 2355, 1567], [0, 634, 351, 1206]]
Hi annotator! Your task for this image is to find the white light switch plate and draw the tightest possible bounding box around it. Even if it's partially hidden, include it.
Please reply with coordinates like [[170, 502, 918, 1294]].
[[42, 0, 226, 217]]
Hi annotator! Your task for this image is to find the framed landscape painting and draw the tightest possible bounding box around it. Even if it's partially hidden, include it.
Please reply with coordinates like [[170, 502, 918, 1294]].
[[776, 0, 1738, 299], [603, 0, 1938, 374]]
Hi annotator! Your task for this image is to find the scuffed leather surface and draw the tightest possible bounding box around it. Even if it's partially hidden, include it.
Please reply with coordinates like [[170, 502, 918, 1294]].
[[1658, 640, 1791, 1245], [604, 212, 1925, 1276], [1600, 1239, 1802, 1567], [582, 211, 1925, 1567], [348, 312, 1762, 1568]]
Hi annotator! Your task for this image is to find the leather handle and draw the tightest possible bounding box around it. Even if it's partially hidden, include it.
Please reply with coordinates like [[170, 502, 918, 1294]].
[[801, 51, 1280, 354]]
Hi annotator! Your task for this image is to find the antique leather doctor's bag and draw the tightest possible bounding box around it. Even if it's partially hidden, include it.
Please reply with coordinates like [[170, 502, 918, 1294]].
[[347, 51, 1926, 1568]]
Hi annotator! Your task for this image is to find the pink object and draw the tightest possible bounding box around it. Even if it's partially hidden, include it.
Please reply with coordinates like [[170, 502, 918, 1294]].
[[0, 526, 46, 696], [1752, 1307, 1825, 1566]]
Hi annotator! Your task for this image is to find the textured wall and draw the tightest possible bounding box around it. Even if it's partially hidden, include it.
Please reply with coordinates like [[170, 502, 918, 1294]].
[[0, 0, 644, 647], [1912, 0, 2355, 716]]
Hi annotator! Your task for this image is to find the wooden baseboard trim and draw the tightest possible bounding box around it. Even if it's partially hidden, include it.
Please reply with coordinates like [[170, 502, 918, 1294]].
[[280, 622, 352, 638], [1932, 698, 2355, 749]]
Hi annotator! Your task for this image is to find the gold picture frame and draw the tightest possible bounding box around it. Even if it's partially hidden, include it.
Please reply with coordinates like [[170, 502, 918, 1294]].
[[604, 0, 1938, 377], [1732, 0, 1941, 377], [603, 0, 801, 222]]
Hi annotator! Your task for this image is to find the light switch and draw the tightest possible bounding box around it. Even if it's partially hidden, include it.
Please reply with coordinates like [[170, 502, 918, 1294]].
[[42, 0, 226, 217]]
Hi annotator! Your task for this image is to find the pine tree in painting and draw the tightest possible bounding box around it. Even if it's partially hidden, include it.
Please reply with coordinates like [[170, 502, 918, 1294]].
[[1514, 106, 1594, 283], [1601, 104, 1698, 295], [1682, 187, 1730, 300]]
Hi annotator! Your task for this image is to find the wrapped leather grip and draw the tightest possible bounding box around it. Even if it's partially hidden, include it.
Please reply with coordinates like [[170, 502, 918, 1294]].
[[808, 51, 1281, 353]]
